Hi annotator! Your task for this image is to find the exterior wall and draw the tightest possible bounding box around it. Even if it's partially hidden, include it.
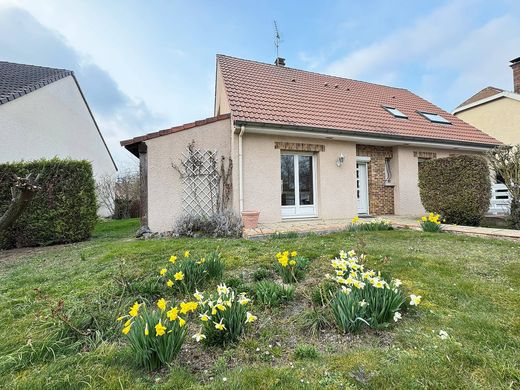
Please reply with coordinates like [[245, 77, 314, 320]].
[[146, 118, 232, 232], [214, 64, 231, 116], [242, 133, 357, 224], [0, 75, 116, 179], [455, 98, 520, 145], [356, 145, 394, 214]]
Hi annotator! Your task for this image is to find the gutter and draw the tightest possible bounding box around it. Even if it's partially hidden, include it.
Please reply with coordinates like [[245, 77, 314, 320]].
[[238, 124, 245, 213]]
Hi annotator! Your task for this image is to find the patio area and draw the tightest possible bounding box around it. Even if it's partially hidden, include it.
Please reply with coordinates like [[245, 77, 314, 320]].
[[243, 215, 520, 240]]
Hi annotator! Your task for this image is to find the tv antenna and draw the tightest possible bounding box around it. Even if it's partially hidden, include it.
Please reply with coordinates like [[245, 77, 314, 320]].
[[273, 20, 281, 58]]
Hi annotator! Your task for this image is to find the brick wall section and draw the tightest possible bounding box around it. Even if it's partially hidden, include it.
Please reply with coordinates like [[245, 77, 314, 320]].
[[356, 145, 394, 215], [512, 62, 520, 94]]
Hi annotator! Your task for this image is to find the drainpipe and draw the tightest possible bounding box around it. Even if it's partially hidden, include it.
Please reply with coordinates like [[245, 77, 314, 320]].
[[238, 124, 245, 212]]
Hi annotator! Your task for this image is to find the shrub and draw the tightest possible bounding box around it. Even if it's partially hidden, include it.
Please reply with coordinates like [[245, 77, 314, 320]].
[[173, 209, 243, 238], [113, 198, 140, 219], [347, 217, 393, 232], [116, 299, 195, 370], [0, 158, 97, 249], [159, 250, 224, 294], [329, 250, 411, 333], [252, 266, 272, 282], [274, 250, 309, 283], [294, 344, 319, 360], [418, 155, 491, 226], [196, 284, 256, 346], [419, 212, 443, 232], [297, 308, 332, 336], [253, 281, 295, 308]]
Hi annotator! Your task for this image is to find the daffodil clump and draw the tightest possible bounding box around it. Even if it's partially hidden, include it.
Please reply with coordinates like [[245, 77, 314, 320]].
[[117, 297, 198, 370], [195, 283, 256, 346], [328, 249, 420, 333], [159, 250, 224, 294], [419, 212, 443, 232], [347, 217, 393, 232], [275, 250, 308, 283]]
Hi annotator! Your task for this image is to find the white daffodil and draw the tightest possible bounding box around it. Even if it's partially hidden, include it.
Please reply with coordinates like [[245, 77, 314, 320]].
[[217, 283, 229, 296], [393, 312, 402, 322], [192, 332, 206, 342], [245, 311, 257, 323], [193, 289, 204, 302], [410, 294, 422, 306], [393, 279, 402, 287]]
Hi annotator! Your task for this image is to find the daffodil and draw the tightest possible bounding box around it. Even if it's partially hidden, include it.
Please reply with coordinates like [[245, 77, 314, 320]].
[[174, 271, 184, 281], [238, 295, 250, 305], [116, 315, 125, 322], [124, 318, 132, 327], [214, 319, 226, 331], [393, 312, 402, 322], [157, 298, 167, 311], [160, 268, 167, 276], [169, 255, 177, 263], [192, 332, 206, 342], [155, 320, 166, 336], [351, 216, 360, 224], [217, 283, 230, 295], [122, 324, 131, 334], [393, 279, 402, 287], [144, 323, 149, 336], [180, 301, 198, 314], [129, 302, 140, 317], [410, 294, 422, 306], [166, 279, 174, 287], [289, 259, 296, 266], [290, 251, 297, 257], [179, 318, 186, 327], [167, 307, 179, 321], [245, 312, 257, 323], [194, 290, 204, 301], [199, 312, 210, 322], [184, 250, 190, 257], [196, 257, 206, 265]]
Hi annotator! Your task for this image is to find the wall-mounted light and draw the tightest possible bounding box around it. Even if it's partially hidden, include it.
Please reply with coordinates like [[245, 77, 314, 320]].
[[336, 153, 345, 167]]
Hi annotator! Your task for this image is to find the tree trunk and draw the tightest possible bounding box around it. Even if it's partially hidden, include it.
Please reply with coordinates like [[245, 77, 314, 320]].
[[0, 174, 41, 232]]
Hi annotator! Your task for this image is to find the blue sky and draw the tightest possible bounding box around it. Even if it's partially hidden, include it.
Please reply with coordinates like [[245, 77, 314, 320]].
[[1, 0, 519, 165]]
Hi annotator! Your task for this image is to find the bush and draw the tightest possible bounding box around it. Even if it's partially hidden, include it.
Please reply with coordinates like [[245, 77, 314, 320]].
[[347, 217, 393, 232], [294, 344, 319, 360], [253, 281, 295, 308], [418, 155, 491, 226], [173, 209, 243, 238], [0, 158, 97, 249], [113, 198, 140, 219], [274, 250, 309, 283], [252, 266, 272, 282]]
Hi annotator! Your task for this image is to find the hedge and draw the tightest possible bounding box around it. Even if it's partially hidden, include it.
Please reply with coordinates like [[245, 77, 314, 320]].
[[418, 155, 491, 226], [0, 158, 98, 249]]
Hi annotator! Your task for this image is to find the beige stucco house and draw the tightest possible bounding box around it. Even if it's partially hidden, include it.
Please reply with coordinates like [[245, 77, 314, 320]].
[[122, 55, 500, 233], [0, 61, 117, 215], [453, 57, 520, 145]]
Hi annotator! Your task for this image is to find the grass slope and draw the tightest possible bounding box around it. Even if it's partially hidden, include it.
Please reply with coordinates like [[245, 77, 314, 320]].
[[0, 219, 518, 389]]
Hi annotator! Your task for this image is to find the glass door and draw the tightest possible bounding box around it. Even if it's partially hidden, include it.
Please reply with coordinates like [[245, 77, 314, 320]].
[[356, 162, 369, 214], [281, 153, 316, 218]]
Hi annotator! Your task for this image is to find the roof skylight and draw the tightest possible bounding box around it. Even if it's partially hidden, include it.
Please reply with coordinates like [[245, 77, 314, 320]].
[[418, 111, 451, 124], [383, 106, 408, 119]]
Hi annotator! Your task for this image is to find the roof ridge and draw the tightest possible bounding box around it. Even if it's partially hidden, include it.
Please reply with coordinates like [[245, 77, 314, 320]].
[[0, 60, 72, 74], [216, 54, 409, 92]]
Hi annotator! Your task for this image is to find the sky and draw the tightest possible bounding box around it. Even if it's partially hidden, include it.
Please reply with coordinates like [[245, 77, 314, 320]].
[[1, 0, 519, 166]]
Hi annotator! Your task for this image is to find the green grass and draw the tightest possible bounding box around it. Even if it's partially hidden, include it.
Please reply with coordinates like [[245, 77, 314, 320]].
[[0, 218, 519, 389]]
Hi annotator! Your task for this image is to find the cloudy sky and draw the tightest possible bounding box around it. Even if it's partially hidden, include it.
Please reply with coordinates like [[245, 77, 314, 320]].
[[1, 0, 519, 166]]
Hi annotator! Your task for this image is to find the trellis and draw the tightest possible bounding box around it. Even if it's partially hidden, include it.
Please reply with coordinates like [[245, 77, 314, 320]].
[[172, 141, 232, 218]]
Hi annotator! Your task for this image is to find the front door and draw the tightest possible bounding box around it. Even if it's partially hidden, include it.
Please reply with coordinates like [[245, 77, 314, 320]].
[[356, 162, 369, 214], [281, 153, 316, 218]]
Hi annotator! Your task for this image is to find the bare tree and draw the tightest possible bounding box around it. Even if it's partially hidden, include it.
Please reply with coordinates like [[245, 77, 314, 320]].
[[96, 174, 116, 216], [0, 173, 41, 231]]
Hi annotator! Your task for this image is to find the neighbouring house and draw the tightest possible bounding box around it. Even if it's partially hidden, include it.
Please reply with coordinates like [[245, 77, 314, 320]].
[[453, 57, 520, 145], [121, 55, 500, 232], [0, 61, 117, 215]]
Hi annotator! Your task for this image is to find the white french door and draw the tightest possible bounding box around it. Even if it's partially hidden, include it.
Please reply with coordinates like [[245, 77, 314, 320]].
[[281, 153, 317, 218], [356, 162, 369, 214]]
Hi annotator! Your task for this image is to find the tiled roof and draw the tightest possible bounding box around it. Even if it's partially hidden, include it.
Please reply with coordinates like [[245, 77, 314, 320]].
[[217, 55, 500, 147], [0, 61, 73, 105], [456, 86, 504, 109]]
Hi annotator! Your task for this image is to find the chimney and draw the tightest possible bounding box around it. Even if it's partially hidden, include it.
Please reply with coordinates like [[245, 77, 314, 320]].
[[511, 56, 520, 94], [274, 57, 286, 66]]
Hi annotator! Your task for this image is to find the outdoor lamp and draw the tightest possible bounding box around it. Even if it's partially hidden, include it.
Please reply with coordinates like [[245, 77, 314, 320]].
[[336, 153, 345, 167]]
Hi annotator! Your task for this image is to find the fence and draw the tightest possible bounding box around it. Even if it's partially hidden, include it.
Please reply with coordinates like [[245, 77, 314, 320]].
[[488, 183, 511, 215]]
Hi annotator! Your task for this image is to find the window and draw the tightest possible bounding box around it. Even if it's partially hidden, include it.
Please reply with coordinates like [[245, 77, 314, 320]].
[[383, 106, 408, 118], [418, 111, 451, 124]]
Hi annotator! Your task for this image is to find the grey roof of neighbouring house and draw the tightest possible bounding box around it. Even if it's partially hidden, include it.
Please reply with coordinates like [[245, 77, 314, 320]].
[[0, 61, 73, 105]]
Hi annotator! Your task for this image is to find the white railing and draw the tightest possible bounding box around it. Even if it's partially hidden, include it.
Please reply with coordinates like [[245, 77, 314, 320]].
[[488, 184, 511, 215]]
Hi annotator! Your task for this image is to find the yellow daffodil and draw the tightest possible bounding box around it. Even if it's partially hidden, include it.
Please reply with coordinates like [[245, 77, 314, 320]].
[[290, 251, 297, 257], [180, 301, 198, 314], [116, 315, 125, 322], [179, 318, 186, 327], [215, 303, 226, 312], [217, 283, 230, 295], [155, 320, 166, 336], [167, 307, 179, 321], [157, 298, 167, 311], [160, 268, 167, 276], [238, 295, 250, 305], [351, 216, 360, 224], [169, 255, 177, 263], [174, 271, 184, 281], [122, 324, 131, 334], [289, 259, 296, 266], [124, 319, 132, 327], [199, 312, 210, 322], [196, 257, 206, 265], [421, 216, 427, 222], [194, 290, 204, 301], [214, 319, 226, 331], [278, 256, 288, 267], [166, 279, 174, 287], [245, 312, 257, 323], [184, 250, 190, 257], [129, 302, 140, 317], [144, 323, 149, 336], [410, 294, 422, 306]]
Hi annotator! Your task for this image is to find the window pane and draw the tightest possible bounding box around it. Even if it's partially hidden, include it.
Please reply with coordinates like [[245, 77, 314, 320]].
[[298, 155, 314, 205], [281, 155, 295, 206]]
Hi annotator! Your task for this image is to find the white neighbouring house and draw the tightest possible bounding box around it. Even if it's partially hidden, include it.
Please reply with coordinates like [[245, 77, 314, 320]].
[[0, 61, 117, 215]]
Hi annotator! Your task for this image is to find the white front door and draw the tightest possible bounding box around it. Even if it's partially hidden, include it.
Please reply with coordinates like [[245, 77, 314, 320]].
[[281, 153, 317, 218], [356, 162, 369, 214]]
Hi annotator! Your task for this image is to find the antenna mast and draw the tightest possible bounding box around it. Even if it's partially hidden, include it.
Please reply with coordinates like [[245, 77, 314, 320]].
[[273, 20, 280, 59]]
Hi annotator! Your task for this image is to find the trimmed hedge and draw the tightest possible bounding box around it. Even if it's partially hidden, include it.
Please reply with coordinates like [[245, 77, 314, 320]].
[[418, 155, 491, 226], [0, 158, 98, 249]]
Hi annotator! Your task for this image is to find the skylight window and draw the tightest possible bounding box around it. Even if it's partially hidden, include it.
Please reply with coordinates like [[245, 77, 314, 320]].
[[418, 111, 452, 124], [383, 106, 408, 119]]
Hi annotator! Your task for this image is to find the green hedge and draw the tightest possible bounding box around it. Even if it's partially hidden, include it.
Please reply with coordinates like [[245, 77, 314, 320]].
[[0, 158, 98, 249], [418, 155, 491, 226]]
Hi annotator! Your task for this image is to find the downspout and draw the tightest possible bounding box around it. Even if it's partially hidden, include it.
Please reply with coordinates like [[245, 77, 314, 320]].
[[238, 125, 245, 212]]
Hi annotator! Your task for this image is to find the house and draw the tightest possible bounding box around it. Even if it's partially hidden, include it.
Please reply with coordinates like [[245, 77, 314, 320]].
[[0, 61, 117, 215], [121, 55, 500, 232], [453, 57, 520, 145]]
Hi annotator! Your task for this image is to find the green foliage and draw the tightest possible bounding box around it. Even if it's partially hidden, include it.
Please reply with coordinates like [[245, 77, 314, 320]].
[[204, 251, 225, 280], [252, 266, 272, 281], [118, 302, 187, 371], [274, 251, 309, 283], [331, 290, 369, 333], [253, 281, 295, 308], [420, 213, 443, 232], [347, 219, 393, 232], [418, 155, 491, 226], [173, 210, 243, 238], [310, 280, 338, 307], [297, 307, 333, 336], [0, 158, 97, 249], [293, 344, 318, 360]]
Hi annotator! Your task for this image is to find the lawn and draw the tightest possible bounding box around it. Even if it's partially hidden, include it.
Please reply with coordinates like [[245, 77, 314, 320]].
[[0, 219, 519, 389]]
